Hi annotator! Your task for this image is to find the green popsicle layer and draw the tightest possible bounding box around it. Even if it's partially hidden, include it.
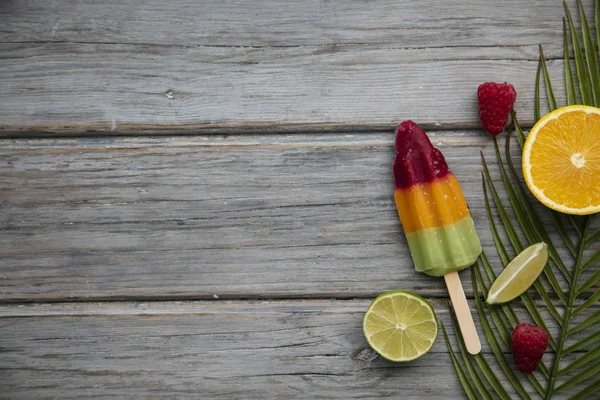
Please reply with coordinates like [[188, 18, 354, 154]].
[[405, 216, 482, 277]]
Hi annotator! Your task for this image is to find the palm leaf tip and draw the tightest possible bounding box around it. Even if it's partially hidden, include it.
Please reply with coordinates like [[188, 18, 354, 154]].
[[563, 18, 577, 105], [538, 45, 557, 111]]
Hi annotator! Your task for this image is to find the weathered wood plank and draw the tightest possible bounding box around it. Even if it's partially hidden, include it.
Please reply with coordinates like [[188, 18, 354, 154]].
[[0, 43, 565, 135], [0, 0, 577, 49], [0, 0, 586, 134], [0, 43, 562, 135], [0, 132, 575, 302], [0, 299, 579, 399]]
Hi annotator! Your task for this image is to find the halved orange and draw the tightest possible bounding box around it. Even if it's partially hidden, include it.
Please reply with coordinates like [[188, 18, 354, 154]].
[[522, 105, 600, 215]]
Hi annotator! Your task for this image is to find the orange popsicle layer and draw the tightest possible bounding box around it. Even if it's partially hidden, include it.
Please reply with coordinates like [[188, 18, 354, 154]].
[[394, 174, 469, 234]]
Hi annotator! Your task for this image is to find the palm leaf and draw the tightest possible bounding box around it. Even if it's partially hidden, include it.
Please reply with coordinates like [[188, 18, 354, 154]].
[[538, 45, 558, 111], [596, 0, 600, 54], [447, 303, 495, 400], [576, 0, 600, 106], [564, 18, 578, 105], [597, 0, 600, 53], [445, 1, 600, 398], [564, 1, 594, 105], [534, 59, 543, 122], [442, 324, 480, 400]]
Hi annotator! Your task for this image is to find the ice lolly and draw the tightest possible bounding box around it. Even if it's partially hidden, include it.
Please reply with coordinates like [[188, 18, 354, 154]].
[[393, 120, 482, 354], [393, 120, 482, 276]]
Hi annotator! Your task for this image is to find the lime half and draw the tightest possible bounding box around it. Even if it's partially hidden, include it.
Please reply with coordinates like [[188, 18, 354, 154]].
[[486, 242, 548, 305], [363, 291, 438, 362]]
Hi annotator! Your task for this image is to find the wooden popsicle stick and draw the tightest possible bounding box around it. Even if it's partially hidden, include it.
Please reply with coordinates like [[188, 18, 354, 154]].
[[444, 270, 481, 355]]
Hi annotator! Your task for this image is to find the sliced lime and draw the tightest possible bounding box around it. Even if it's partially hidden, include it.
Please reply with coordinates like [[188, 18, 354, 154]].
[[363, 291, 438, 362], [486, 242, 548, 304]]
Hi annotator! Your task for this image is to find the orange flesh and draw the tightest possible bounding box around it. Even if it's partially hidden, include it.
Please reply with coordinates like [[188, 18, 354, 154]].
[[528, 110, 600, 210]]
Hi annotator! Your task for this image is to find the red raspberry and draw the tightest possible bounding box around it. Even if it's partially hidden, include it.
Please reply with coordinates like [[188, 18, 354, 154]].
[[511, 323, 549, 373], [477, 82, 517, 135]]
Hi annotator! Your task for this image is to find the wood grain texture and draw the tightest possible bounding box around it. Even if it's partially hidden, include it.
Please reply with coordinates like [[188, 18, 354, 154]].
[[0, 132, 575, 302], [0, 43, 564, 135], [0, 299, 583, 399], [0, 0, 585, 134], [0, 0, 578, 48]]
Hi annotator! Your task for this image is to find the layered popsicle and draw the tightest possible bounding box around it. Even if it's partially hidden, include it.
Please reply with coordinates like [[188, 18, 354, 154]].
[[393, 120, 482, 276]]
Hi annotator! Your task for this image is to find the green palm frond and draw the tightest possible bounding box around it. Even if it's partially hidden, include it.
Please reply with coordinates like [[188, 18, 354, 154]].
[[445, 1, 600, 398]]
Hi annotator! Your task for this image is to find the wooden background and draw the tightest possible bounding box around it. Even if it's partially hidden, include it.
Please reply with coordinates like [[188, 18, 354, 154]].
[[0, 1, 594, 398]]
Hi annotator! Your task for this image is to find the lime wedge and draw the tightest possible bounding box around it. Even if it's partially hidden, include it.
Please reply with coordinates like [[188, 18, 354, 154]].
[[486, 242, 548, 305], [363, 291, 438, 362]]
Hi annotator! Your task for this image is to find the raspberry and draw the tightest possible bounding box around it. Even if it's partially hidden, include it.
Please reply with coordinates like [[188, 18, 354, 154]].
[[512, 323, 549, 373], [477, 82, 517, 135]]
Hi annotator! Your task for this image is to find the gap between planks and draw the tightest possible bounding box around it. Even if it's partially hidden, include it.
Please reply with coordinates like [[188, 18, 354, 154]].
[[0, 122, 536, 139], [0, 297, 590, 317], [0, 292, 581, 306], [0, 39, 572, 55]]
